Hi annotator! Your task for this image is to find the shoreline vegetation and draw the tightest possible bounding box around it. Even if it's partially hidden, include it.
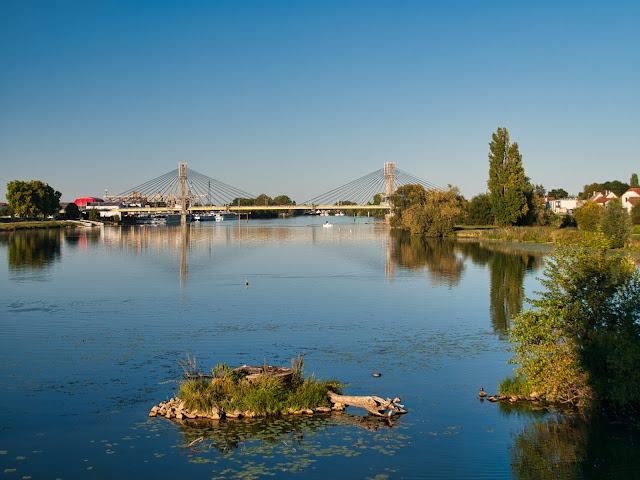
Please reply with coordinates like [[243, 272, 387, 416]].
[[497, 236, 640, 417], [455, 225, 640, 253], [151, 354, 406, 422], [0, 219, 104, 231]]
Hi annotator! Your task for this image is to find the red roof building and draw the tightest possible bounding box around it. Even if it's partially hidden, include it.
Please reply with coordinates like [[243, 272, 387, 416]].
[[73, 197, 104, 207]]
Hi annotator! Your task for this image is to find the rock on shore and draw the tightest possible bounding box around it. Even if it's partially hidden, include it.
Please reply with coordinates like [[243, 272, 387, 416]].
[[149, 397, 344, 421]]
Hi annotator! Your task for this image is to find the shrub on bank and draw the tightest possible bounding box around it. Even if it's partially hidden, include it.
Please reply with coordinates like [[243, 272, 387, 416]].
[[503, 234, 640, 412]]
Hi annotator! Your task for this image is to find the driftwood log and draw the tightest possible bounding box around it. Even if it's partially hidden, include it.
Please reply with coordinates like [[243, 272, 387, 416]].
[[328, 390, 406, 417]]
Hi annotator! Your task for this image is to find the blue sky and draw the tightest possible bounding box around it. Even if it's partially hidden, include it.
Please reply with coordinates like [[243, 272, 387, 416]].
[[1, 0, 638, 203]]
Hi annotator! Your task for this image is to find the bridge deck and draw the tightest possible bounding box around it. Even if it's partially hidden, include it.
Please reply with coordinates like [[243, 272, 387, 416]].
[[117, 205, 389, 213]]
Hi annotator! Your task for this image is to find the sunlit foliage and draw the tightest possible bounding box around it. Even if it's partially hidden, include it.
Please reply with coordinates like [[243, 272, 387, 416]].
[[6, 180, 62, 218], [573, 201, 601, 232], [508, 235, 640, 410], [600, 198, 631, 248], [487, 127, 532, 226], [390, 184, 464, 236]]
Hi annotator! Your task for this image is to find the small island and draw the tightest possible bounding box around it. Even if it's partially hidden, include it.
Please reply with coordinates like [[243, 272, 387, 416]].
[[150, 354, 406, 421]]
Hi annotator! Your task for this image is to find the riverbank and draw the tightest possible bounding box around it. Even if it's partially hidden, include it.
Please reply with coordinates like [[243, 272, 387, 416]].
[[456, 225, 640, 252], [0, 219, 102, 231]]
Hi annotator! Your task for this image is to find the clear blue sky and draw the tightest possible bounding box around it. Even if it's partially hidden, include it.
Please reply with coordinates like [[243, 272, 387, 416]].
[[1, 0, 638, 203]]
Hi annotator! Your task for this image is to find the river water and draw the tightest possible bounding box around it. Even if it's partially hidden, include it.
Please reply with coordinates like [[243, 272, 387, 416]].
[[1, 217, 639, 479]]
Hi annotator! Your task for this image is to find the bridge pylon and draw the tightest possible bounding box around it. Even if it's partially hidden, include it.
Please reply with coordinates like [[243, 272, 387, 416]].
[[384, 162, 396, 203], [179, 162, 188, 224]]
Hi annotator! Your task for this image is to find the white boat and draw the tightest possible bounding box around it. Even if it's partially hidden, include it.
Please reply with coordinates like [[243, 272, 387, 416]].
[[334, 211, 345, 216], [215, 212, 237, 221], [193, 213, 216, 221], [319, 211, 330, 216], [193, 212, 237, 222]]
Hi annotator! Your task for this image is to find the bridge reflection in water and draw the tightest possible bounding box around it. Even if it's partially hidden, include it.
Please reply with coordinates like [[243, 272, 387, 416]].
[[88, 221, 549, 339]]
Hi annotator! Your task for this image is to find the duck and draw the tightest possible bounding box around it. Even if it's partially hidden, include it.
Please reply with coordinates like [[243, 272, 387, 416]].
[[479, 387, 487, 398], [372, 373, 382, 378], [245, 278, 249, 286]]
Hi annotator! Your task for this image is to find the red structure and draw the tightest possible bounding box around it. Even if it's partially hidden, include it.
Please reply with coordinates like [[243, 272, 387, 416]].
[[73, 197, 104, 207]]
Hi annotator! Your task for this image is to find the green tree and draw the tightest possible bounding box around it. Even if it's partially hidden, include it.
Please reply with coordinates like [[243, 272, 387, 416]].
[[631, 173, 639, 188], [522, 186, 550, 226], [272, 195, 294, 205], [487, 127, 530, 226], [631, 205, 640, 226], [389, 184, 428, 229], [390, 185, 464, 236], [88, 208, 100, 222], [602, 180, 630, 197], [232, 197, 254, 207], [255, 193, 273, 206], [578, 183, 604, 200], [579, 180, 630, 199], [573, 201, 601, 231], [507, 235, 640, 409], [547, 188, 569, 199], [466, 193, 494, 225], [600, 198, 631, 248], [65, 202, 80, 219], [6, 180, 62, 218], [372, 193, 382, 205]]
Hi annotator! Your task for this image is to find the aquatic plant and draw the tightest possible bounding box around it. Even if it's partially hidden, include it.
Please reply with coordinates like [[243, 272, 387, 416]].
[[177, 354, 342, 416]]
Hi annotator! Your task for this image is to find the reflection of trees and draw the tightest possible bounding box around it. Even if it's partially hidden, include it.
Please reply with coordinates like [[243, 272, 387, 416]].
[[505, 405, 640, 479], [176, 413, 398, 455], [4, 230, 62, 270], [457, 241, 544, 338], [389, 230, 465, 286], [508, 410, 586, 480]]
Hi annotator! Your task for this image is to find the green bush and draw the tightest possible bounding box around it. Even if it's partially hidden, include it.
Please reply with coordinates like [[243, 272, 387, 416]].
[[506, 234, 640, 411], [574, 201, 601, 231]]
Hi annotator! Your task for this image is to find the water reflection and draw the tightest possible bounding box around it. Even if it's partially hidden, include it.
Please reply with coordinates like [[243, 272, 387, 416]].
[[63, 228, 101, 249], [2, 230, 62, 270], [388, 231, 465, 286], [176, 413, 399, 455], [502, 403, 640, 479], [458, 241, 546, 338]]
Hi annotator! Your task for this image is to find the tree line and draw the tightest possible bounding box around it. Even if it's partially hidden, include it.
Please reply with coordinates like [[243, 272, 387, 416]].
[[389, 127, 639, 244]]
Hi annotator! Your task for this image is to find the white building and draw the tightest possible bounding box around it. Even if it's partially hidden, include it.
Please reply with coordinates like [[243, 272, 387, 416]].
[[588, 191, 618, 207], [546, 197, 579, 215], [621, 188, 640, 213]]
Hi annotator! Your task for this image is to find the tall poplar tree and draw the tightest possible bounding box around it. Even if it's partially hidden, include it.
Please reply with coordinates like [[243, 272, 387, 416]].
[[487, 127, 530, 226]]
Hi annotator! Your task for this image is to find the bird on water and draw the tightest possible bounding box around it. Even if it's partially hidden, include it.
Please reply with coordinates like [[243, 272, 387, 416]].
[[245, 278, 249, 286]]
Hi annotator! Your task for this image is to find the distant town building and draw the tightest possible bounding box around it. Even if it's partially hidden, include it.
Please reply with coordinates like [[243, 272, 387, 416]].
[[588, 191, 618, 207], [545, 197, 579, 215], [73, 197, 104, 207], [621, 188, 640, 213], [86, 201, 123, 218]]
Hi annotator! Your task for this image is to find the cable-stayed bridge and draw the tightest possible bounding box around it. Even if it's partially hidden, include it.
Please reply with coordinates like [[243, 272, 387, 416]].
[[110, 162, 441, 213]]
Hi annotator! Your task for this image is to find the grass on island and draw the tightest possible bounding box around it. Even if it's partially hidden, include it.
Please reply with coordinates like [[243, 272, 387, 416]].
[[177, 354, 342, 416]]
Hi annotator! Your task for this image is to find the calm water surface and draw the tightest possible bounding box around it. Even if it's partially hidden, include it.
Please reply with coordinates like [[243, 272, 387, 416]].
[[1, 217, 639, 479]]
